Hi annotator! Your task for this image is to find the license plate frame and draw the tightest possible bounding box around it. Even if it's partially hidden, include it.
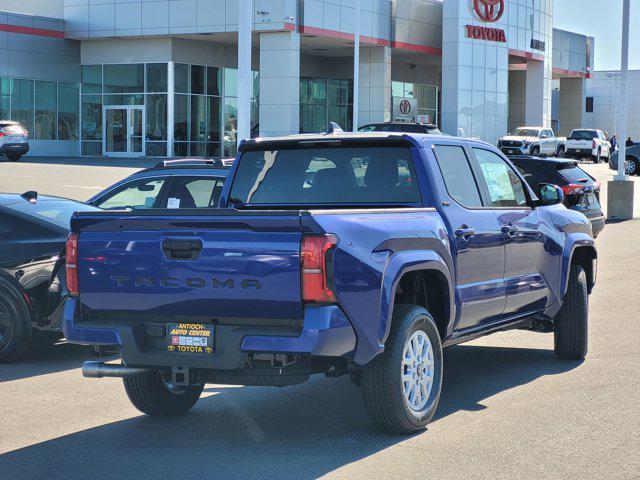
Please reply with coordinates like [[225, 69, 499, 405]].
[[166, 323, 215, 354]]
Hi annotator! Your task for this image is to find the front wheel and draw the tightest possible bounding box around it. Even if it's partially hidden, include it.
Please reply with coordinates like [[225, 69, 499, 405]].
[[530, 146, 540, 156], [123, 370, 204, 416], [361, 305, 443, 434], [6, 155, 21, 162], [556, 146, 565, 158], [554, 265, 588, 360], [626, 158, 639, 176]]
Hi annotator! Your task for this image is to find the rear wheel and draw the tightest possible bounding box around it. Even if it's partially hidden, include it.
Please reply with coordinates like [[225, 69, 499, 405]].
[[554, 265, 588, 360], [557, 146, 565, 158], [530, 146, 540, 156], [6, 155, 21, 162], [361, 305, 443, 434], [0, 280, 32, 363], [123, 370, 204, 416]]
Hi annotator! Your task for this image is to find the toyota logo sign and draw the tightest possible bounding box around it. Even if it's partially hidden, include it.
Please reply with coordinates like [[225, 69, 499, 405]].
[[399, 100, 412, 115], [473, 0, 504, 23]]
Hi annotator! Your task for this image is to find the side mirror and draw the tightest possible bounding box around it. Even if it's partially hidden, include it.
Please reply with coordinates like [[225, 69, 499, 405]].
[[537, 183, 564, 206]]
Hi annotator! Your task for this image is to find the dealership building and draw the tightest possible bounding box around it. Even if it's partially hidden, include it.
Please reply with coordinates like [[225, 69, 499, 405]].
[[0, 0, 604, 158]]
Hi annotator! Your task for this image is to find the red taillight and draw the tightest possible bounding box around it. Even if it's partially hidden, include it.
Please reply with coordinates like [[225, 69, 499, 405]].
[[66, 233, 79, 296], [561, 184, 584, 195], [0, 132, 5, 137], [301, 234, 338, 303]]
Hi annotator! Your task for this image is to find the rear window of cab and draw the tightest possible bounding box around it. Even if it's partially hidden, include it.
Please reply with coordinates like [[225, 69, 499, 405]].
[[229, 146, 421, 206]]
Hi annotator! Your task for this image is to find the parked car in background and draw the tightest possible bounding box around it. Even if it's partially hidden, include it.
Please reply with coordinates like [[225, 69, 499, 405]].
[[0, 121, 29, 162], [510, 156, 605, 238], [64, 132, 596, 434], [497, 127, 566, 157], [565, 129, 611, 163], [0, 192, 100, 362], [358, 122, 443, 135], [609, 143, 640, 175], [88, 159, 230, 210]]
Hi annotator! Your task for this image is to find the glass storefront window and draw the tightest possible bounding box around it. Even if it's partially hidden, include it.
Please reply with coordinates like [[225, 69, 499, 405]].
[[207, 67, 221, 96], [175, 64, 189, 94], [207, 96, 220, 143], [82, 65, 102, 94], [103, 94, 144, 105], [35, 81, 57, 140], [224, 68, 237, 97], [146, 94, 167, 141], [224, 96, 237, 157], [190, 95, 207, 142], [11, 79, 34, 134], [175, 94, 189, 141], [58, 82, 79, 141], [0, 78, 9, 120], [146, 63, 167, 93], [300, 77, 352, 133], [191, 65, 205, 95], [82, 95, 103, 141], [104, 64, 144, 94]]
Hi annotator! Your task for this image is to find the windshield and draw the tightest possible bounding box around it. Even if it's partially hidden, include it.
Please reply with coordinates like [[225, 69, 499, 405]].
[[229, 146, 421, 206], [513, 129, 540, 137], [569, 130, 597, 140], [5, 199, 99, 229]]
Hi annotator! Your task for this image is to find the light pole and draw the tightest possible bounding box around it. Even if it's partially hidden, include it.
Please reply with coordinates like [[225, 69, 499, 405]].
[[608, 0, 634, 220], [237, 0, 252, 149], [352, 0, 360, 132]]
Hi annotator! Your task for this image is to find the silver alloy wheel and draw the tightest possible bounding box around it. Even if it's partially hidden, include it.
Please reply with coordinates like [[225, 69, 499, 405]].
[[626, 159, 636, 174], [401, 330, 435, 412]]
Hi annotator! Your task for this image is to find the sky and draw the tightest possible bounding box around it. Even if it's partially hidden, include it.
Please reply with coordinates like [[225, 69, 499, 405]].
[[553, 0, 640, 71]]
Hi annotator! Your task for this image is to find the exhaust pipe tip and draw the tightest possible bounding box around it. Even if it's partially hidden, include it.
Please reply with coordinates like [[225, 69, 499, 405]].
[[82, 361, 152, 378]]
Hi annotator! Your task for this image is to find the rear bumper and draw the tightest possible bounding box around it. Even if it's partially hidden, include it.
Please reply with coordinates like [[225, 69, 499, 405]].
[[566, 148, 595, 157], [0, 143, 29, 155], [62, 298, 356, 369]]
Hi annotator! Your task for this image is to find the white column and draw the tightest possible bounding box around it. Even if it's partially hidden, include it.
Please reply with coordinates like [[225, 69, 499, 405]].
[[616, 0, 631, 180], [259, 31, 300, 137], [525, 60, 545, 126], [237, 0, 252, 148], [167, 61, 175, 158], [352, 0, 360, 131], [358, 46, 391, 126]]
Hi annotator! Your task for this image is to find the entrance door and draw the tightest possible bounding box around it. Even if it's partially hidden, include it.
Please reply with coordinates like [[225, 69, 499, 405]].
[[104, 106, 144, 157]]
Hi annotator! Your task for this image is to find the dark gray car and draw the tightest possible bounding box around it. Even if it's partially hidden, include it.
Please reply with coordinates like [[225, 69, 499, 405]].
[[610, 143, 640, 175]]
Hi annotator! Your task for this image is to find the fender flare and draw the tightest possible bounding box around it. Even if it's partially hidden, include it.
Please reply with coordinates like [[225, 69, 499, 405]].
[[378, 250, 455, 347], [560, 234, 597, 298]]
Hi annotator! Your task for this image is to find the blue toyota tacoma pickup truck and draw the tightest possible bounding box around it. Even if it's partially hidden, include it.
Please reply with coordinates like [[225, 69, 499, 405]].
[[63, 132, 596, 434]]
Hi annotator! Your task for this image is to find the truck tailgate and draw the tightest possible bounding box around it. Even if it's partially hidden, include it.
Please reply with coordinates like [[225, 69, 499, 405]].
[[73, 211, 304, 320]]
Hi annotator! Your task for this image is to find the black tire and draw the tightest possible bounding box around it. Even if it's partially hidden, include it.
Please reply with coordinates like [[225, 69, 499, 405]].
[[0, 279, 32, 363], [123, 370, 204, 416], [530, 146, 540, 156], [554, 265, 588, 360], [557, 146, 565, 158], [6, 155, 21, 162], [626, 157, 639, 176], [361, 305, 443, 434]]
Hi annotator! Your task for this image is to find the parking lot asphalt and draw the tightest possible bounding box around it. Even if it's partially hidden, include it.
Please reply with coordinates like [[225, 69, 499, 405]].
[[0, 157, 639, 480]]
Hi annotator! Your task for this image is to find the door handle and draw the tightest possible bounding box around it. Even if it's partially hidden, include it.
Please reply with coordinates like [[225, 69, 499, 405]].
[[455, 226, 476, 240], [501, 225, 519, 237]]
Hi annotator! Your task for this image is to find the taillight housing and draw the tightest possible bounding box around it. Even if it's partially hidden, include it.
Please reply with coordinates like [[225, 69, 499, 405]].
[[66, 233, 79, 296], [561, 184, 584, 196], [301, 234, 338, 303]]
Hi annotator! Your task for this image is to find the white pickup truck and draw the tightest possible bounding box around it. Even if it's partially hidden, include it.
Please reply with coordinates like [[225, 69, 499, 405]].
[[497, 127, 567, 157], [565, 129, 611, 163]]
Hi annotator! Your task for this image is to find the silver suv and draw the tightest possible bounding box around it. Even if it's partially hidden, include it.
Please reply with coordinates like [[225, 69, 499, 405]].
[[0, 121, 29, 161]]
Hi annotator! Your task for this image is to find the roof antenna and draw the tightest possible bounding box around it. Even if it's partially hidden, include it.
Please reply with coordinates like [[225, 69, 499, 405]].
[[325, 122, 344, 135], [21, 191, 38, 203]]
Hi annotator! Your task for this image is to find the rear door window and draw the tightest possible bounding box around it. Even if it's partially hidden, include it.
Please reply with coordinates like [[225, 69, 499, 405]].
[[432, 145, 483, 208], [557, 166, 593, 185], [165, 176, 225, 208]]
